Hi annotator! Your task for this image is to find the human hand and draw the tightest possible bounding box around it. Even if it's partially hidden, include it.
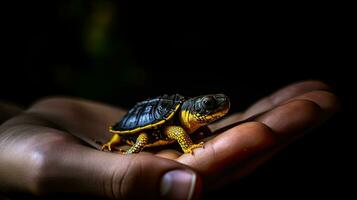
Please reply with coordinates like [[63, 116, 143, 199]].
[[0, 80, 339, 199]]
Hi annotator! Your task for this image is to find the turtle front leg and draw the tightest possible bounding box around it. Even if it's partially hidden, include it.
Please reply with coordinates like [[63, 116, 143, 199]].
[[165, 126, 204, 154], [124, 133, 149, 154], [102, 134, 121, 151]]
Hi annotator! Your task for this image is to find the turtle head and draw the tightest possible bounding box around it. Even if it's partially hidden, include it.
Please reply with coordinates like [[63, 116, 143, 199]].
[[180, 94, 230, 133]]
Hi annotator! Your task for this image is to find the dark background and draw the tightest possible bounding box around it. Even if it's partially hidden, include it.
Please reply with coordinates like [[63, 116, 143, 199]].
[[1, 1, 354, 199]]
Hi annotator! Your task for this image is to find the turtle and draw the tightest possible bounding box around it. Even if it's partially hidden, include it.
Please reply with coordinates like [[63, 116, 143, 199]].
[[101, 94, 230, 154]]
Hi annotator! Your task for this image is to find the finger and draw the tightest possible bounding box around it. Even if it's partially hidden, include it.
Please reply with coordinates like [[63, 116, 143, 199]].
[[243, 80, 330, 118], [287, 90, 340, 119], [183, 98, 325, 175], [26, 97, 126, 148], [177, 90, 338, 188], [25, 142, 202, 200], [205, 100, 327, 188], [209, 80, 330, 132], [177, 122, 276, 178], [255, 90, 339, 138], [156, 149, 182, 160], [215, 90, 339, 187], [213, 146, 280, 189], [196, 101, 320, 181]]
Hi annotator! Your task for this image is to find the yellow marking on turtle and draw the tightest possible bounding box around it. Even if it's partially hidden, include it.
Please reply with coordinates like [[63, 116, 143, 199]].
[[180, 109, 202, 134], [109, 104, 181, 135]]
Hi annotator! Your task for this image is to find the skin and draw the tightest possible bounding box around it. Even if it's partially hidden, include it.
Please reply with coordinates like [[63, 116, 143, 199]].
[[0, 80, 339, 199]]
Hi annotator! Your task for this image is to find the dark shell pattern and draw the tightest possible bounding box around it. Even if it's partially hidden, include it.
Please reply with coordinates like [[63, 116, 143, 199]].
[[112, 94, 185, 131]]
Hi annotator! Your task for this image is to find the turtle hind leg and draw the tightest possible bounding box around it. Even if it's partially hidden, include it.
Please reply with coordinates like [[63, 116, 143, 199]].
[[165, 126, 204, 154], [102, 134, 121, 151], [124, 133, 149, 154]]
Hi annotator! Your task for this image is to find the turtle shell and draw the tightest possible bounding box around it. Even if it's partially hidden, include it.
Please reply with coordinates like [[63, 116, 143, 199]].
[[110, 94, 185, 134]]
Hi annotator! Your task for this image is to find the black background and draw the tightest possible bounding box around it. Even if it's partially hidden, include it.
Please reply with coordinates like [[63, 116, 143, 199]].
[[1, 1, 354, 199]]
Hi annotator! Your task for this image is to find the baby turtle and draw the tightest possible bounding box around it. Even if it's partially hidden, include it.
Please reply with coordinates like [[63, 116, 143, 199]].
[[102, 94, 230, 154]]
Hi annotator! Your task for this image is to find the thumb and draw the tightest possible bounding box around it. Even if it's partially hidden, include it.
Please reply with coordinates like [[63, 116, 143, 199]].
[[32, 146, 202, 200]]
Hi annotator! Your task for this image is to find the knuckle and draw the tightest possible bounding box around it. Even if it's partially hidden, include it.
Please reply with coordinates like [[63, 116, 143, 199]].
[[30, 96, 72, 108], [304, 90, 340, 112], [105, 156, 161, 200], [296, 80, 331, 91], [29, 96, 81, 114], [321, 91, 340, 112], [106, 155, 142, 200], [239, 121, 273, 135], [289, 99, 322, 114], [27, 137, 66, 195], [305, 80, 331, 90], [28, 145, 54, 194], [239, 121, 276, 144]]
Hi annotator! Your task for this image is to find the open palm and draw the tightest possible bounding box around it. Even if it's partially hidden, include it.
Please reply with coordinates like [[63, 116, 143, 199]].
[[0, 81, 338, 200]]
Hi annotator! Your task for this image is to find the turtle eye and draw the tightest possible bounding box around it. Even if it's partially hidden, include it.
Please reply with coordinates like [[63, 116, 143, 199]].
[[194, 104, 202, 112], [202, 97, 216, 109]]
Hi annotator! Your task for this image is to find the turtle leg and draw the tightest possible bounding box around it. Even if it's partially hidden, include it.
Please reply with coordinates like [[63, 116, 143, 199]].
[[124, 133, 149, 154], [101, 134, 121, 151], [165, 126, 204, 154]]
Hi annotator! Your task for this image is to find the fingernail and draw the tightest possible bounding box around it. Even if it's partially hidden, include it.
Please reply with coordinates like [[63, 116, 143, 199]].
[[160, 170, 200, 200]]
